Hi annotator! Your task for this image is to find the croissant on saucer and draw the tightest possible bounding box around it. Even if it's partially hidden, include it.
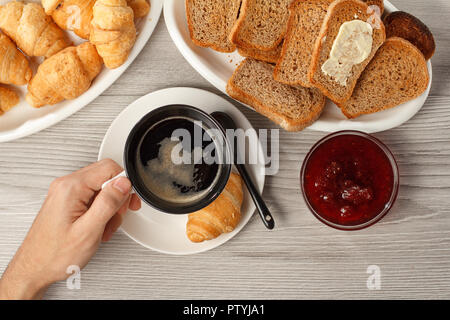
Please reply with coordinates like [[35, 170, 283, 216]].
[[26, 42, 103, 108], [0, 86, 19, 116], [0, 32, 32, 86], [186, 172, 244, 243], [0, 2, 70, 58]]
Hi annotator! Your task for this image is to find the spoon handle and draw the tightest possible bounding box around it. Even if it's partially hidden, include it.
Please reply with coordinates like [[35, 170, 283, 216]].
[[211, 111, 275, 230], [235, 163, 275, 230]]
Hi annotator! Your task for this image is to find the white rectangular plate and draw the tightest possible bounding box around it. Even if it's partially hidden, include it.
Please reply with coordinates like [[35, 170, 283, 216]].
[[0, 0, 163, 142], [164, 0, 432, 133]]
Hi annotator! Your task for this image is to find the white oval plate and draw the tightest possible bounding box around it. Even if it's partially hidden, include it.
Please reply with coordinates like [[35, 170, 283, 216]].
[[0, 0, 163, 142], [98, 87, 266, 255], [164, 0, 432, 133]]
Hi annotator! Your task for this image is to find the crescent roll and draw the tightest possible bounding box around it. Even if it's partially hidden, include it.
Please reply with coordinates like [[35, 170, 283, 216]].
[[90, 0, 136, 69], [42, 0, 96, 40], [186, 172, 244, 243], [127, 0, 150, 19], [0, 32, 32, 86], [0, 86, 19, 116], [0, 2, 70, 58], [26, 42, 103, 108]]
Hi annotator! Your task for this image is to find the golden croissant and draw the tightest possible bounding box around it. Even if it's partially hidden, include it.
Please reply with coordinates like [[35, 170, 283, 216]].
[[0, 86, 19, 116], [127, 0, 150, 19], [186, 172, 244, 243], [42, 0, 95, 40], [0, 32, 32, 86], [0, 2, 70, 58], [90, 0, 136, 69], [26, 42, 103, 108]]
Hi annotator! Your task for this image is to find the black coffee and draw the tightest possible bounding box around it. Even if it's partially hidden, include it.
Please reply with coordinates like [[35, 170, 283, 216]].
[[136, 118, 220, 203]]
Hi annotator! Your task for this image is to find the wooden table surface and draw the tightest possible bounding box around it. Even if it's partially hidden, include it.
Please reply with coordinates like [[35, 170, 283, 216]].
[[1, 0, 449, 300]]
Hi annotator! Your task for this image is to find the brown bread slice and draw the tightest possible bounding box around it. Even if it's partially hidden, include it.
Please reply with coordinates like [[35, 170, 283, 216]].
[[229, 0, 291, 51], [366, 0, 383, 13], [384, 11, 435, 60], [226, 59, 326, 131], [185, 0, 242, 53], [308, 0, 386, 103], [274, 0, 334, 87], [238, 42, 283, 63], [337, 37, 429, 118]]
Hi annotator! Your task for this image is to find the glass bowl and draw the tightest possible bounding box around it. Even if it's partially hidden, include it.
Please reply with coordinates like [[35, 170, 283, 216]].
[[300, 130, 399, 231]]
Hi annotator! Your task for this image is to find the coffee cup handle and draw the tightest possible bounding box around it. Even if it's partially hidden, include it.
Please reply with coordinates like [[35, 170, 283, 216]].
[[101, 171, 135, 193]]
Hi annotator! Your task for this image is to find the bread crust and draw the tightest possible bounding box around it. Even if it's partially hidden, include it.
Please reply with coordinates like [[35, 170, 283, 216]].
[[237, 42, 282, 63], [337, 37, 429, 118], [364, 0, 383, 14], [274, 0, 334, 87], [229, 0, 289, 52], [384, 11, 435, 60], [308, 0, 386, 103], [227, 59, 325, 132], [185, 0, 240, 53]]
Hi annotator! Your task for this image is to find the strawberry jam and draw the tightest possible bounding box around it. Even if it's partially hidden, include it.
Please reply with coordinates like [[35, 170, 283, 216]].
[[301, 131, 398, 229]]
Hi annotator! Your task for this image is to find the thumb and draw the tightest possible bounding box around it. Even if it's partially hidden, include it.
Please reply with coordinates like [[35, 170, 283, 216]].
[[85, 177, 132, 227]]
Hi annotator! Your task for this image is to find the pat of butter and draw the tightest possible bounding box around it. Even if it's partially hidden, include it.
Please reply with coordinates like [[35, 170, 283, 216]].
[[321, 20, 373, 86]]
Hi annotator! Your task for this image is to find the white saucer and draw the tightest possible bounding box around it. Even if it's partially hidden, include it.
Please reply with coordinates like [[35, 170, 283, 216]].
[[98, 87, 266, 255]]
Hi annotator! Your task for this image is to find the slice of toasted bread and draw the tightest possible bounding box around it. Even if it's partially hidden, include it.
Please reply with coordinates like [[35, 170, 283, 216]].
[[337, 37, 429, 118], [238, 42, 283, 64], [384, 11, 435, 60], [309, 0, 386, 103], [229, 0, 291, 51], [364, 0, 383, 14], [274, 0, 334, 87], [227, 59, 326, 131], [185, 0, 242, 53]]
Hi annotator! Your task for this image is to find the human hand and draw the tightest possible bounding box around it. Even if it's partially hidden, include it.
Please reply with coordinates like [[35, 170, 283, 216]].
[[0, 159, 141, 300]]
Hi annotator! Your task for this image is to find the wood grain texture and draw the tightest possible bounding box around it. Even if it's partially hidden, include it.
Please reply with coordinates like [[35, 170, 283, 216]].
[[1, 0, 450, 299]]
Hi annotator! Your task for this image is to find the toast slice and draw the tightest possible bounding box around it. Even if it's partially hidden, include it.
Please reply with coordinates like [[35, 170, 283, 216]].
[[185, 0, 242, 53], [384, 11, 435, 60], [238, 42, 283, 64], [337, 37, 429, 118], [229, 0, 291, 51], [227, 59, 326, 131], [365, 0, 384, 14], [274, 0, 334, 87], [309, 0, 386, 103]]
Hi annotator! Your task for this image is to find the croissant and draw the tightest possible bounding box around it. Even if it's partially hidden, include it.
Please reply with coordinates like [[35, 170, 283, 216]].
[[0, 2, 70, 58], [90, 0, 136, 69], [186, 172, 244, 243], [26, 42, 103, 108], [0, 33, 32, 86], [127, 0, 150, 19], [0, 86, 19, 116], [42, 0, 95, 40]]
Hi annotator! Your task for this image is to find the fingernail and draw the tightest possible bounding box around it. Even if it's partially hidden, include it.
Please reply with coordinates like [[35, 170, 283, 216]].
[[112, 177, 131, 195]]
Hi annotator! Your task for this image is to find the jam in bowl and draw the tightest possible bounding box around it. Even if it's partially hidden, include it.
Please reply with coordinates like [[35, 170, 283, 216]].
[[300, 131, 399, 230]]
